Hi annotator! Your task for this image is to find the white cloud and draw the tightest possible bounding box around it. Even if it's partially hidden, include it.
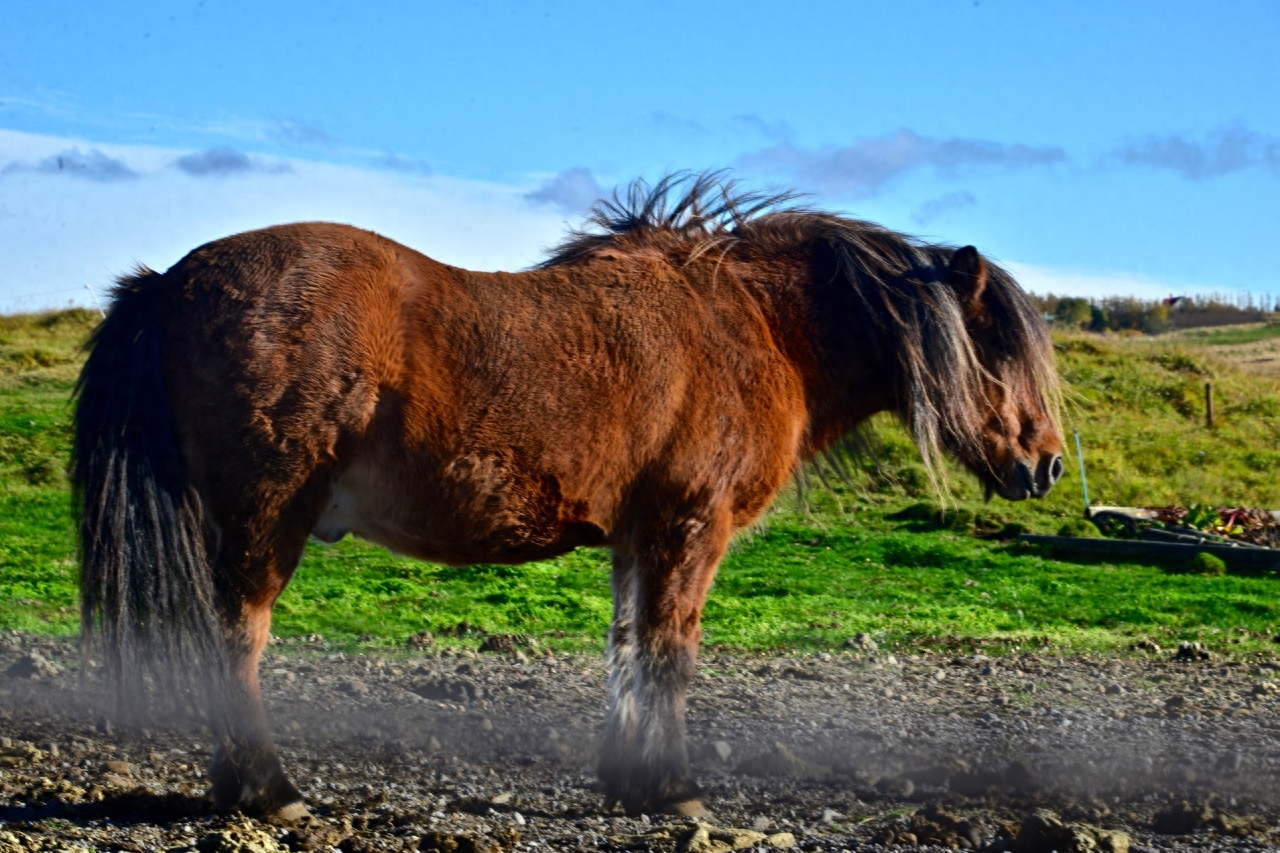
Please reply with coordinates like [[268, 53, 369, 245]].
[[267, 117, 332, 145], [739, 129, 1066, 199], [0, 129, 570, 314], [3, 146, 138, 181], [912, 190, 977, 225], [1112, 123, 1280, 180], [523, 167, 605, 214], [173, 146, 290, 177]]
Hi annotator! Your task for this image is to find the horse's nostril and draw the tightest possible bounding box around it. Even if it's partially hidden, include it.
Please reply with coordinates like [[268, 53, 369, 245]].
[[1049, 455, 1064, 484]]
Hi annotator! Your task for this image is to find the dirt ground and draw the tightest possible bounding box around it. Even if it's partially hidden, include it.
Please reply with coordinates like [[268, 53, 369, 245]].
[[3, 632, 1279, 852]]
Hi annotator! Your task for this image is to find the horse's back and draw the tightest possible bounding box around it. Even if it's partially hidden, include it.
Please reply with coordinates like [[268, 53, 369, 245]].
[[151, 222, 807, 563]]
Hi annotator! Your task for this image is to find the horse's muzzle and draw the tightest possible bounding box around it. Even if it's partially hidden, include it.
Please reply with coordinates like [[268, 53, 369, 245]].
[[998, 453, 1063, 501]]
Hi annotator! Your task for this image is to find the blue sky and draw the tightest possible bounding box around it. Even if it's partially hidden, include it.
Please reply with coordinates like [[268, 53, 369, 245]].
[[2, 0, 1278, 312]]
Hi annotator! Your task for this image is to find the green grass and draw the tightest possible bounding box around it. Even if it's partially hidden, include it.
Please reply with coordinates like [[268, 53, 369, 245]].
[[1051, 333, 1280, 507], [1175, 322, 1280, 347], [1, 309, 1278, 657]]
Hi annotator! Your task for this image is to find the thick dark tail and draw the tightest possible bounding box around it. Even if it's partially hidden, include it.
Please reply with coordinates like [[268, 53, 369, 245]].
[[73, 268, 227, 722]]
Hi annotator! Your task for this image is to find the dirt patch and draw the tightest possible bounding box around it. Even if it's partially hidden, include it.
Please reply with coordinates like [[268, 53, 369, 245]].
[[2, 634, 1279, 851]]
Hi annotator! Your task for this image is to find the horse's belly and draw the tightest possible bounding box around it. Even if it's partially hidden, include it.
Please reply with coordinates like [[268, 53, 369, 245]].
[[310, 462, 605, 564], [312, 469, 451, 560]]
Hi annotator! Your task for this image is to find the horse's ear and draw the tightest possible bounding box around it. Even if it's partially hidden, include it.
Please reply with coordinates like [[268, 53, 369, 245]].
[[948, 245, 988, 314]]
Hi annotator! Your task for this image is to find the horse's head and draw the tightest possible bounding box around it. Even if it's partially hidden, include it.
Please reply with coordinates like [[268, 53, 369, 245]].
[[944, 246, 1064, 501]]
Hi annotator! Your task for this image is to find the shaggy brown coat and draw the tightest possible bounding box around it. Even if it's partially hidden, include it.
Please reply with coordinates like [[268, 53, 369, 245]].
[[76, 175, 1062, 818]]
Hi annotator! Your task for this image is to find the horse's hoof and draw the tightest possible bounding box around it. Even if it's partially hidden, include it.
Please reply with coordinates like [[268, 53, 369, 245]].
[[266, 800, 310, 823], [663, 798, 710, 818]]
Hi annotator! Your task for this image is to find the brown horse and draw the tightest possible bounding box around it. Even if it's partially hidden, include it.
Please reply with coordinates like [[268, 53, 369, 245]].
[[74, 173, 1063, 820]]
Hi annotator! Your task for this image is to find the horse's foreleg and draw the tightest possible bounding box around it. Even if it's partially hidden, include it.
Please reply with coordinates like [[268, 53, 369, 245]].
[[600, 508, 729, 816]]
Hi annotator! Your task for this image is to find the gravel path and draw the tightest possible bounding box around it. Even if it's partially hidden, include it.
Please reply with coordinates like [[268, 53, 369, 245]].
[[3, 633, 1279, 851]]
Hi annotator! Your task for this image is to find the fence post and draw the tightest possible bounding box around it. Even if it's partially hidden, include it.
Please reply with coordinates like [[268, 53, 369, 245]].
[[1205, 381, 1214, 428]]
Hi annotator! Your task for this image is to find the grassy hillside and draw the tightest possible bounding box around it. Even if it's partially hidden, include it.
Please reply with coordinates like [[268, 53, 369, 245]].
[[1, 309, 1277, 655]]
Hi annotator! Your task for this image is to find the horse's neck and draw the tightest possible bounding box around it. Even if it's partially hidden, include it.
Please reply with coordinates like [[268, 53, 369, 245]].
[[734, 260, 896, 456]]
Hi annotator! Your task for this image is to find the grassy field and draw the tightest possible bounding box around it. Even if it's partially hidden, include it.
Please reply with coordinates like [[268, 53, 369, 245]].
[[2, 310, 1278, 656]]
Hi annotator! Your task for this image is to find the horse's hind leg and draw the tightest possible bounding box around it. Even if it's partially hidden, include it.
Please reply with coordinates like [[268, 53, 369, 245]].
[[600, 503, 731, 816], [206, 511, 314, 820]]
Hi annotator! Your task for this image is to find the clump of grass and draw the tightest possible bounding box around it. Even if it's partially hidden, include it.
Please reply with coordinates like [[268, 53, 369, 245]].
[[1057, 518, 1102, 538], [1188, 552, 1228, 576], [888, 502, 937, 522]]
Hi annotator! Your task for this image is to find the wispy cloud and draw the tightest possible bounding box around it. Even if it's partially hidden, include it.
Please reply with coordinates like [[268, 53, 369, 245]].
[[267, 117, 331, 145], [2, 147, 138, 181], [912, 190, 977, 225], [1112, 123, 1280, 180], [378, 153, 432, 175], [730, 113, 791, 142], [173, 146, 290, 177], [650, 112, 708, 137], [740, 129, 1066, 198], [523, 167, 604, 214]]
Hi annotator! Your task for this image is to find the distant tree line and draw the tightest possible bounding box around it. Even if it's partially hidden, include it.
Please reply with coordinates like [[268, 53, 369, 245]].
[[1033, 293, 1277, 335]]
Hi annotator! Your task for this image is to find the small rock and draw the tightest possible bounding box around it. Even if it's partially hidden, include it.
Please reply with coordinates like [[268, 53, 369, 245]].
[[418, 830, 506, 853], [0, 741, 45, 767], [820, 808, 842, 824], [103, 759, 136, 776], [479, 633, 533, 654], [337, 678, 369, 696], [710, 826, 770, 850], [1017, 808, 1130, 853], [406, 630, 435, 650], [844, 633, 878, 652], [1152, 801, 1216, 834], [734, 741, 830, 777], [413, 677, 484, 703], [1175, 641, 1212, 661], [874, 776, 915, 797], [193, 819, 287, 852], [1, 830, 93, 852], [5, 652, 60, 679], [1095, 829, 1132, 853], [711, 740, 733, 762]]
